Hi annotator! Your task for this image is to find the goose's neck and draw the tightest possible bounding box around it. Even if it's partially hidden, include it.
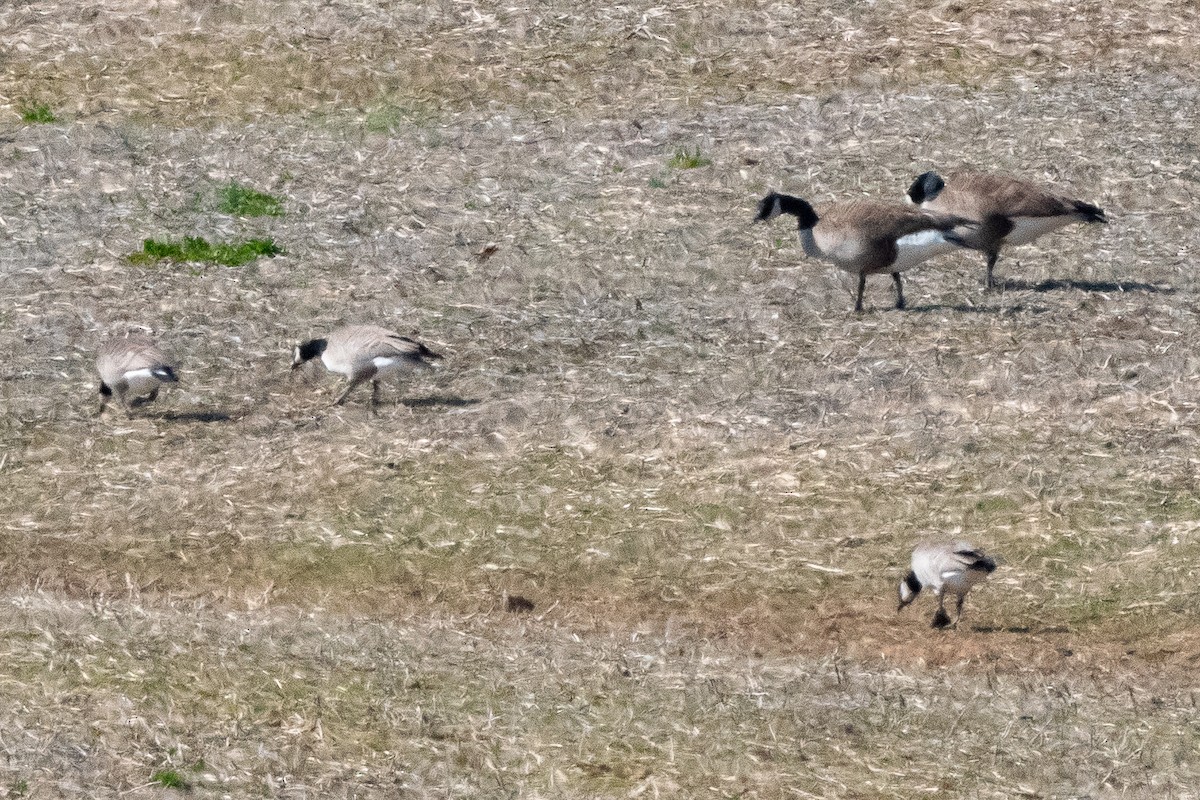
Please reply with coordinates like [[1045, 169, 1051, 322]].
[[798, 228, 822, 259]]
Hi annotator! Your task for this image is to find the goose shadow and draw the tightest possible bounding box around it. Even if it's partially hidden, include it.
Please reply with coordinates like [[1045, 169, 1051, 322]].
[[995, 277, 1175, 294], [156, 410, 236, 423], [968, 624, 1075, 635], [904, 303, 1047, 315], [400, 394, 481, 409]]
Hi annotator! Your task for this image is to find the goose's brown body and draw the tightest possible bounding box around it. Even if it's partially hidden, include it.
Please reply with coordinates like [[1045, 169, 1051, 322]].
[[96, 335, 179, 415], [756, 192, 976, 311], [908, 171, 1107, 288], [292, 324, 443, 410]]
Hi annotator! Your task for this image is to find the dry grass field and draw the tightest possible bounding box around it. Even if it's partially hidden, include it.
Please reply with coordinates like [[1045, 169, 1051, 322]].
[[3, 0, 1200, 797]]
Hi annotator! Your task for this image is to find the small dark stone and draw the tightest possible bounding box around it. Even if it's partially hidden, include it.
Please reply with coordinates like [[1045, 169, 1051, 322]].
[[506, 595, 535, 613]]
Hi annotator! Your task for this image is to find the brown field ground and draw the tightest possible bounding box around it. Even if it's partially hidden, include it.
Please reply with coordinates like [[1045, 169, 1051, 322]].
[[2, 0, 1200, 797]]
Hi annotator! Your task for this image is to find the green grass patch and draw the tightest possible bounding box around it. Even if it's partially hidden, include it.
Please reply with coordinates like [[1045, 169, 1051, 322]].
[[18, 102, 56, 124], [1060, 592, 1126, 626], [219, 181, 283, 217], [972, 495, 1021, 514], [668, 146, 712, 170], [365, 104, 407, 134], [129, 236, 282, 267], [150, 769, 188, 790], [364, 100, 439, 134]]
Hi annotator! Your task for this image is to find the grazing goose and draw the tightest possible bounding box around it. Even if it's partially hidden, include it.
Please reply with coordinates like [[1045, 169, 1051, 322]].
[[907, 171, 1108, 289], [898, 541, 997, 629], [292, 324, 443, 411], [755, 192, 976, 312], [96, 334, 180, 416]]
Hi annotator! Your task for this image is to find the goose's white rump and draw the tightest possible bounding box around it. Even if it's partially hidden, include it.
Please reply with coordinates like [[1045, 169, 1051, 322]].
[[892, 229, 965, 271]]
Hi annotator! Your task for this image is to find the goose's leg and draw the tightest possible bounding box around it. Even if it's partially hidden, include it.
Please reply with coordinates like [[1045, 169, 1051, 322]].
[[985, 252, 999, 290], [953, 593, 967, 628], [370, 379, 383, 415], [931, 592, 952, 629], [334, 376, 369, 406]]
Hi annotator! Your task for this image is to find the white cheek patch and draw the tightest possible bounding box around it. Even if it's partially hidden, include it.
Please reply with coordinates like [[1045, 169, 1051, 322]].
[[1005, 215, 1075, 246], [892, 230, 960, 271]]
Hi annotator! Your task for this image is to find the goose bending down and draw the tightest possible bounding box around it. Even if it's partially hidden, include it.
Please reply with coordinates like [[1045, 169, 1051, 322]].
[[96, 334, 180, 416], [897, 541, 997, 629], [292, 324, 443, 411], [906, 171, 1107, 289], [755, 192, 977, 312]]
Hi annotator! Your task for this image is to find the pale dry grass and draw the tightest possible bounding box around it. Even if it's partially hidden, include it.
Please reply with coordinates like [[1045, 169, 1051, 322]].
[[2, 0, 1198, 121], [2, 0, 1200, 797], [3, 591, 1200, 799]]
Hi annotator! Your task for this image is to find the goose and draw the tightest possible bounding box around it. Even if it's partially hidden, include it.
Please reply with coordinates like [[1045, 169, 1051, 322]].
[[292, 324, 443, 411], [755, 192, 976, 312], [96, 334, 179, 416], [906, 171, 1108, 289], [897, 541, 997, 629]]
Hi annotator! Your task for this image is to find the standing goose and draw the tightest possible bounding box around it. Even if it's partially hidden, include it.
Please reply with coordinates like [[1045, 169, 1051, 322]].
[[897, 541, 997, 629], [907, 171, 1108, 289], [755, 192, 977, 312], [292, 324, 443, 411], [96, 334, 180, 416]]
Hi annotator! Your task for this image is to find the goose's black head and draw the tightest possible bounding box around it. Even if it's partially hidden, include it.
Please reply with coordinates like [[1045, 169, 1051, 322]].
[[907, 171, 946, 205], [754, 192, 819, 229], [292, 338, 328, 370], [755, 192, 784, 222], [897, 571, 923, 611]]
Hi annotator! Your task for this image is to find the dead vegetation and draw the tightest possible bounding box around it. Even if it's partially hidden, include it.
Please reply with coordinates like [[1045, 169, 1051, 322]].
[[2, 0, 1199, 122], [2, 0, 1200, 796]]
